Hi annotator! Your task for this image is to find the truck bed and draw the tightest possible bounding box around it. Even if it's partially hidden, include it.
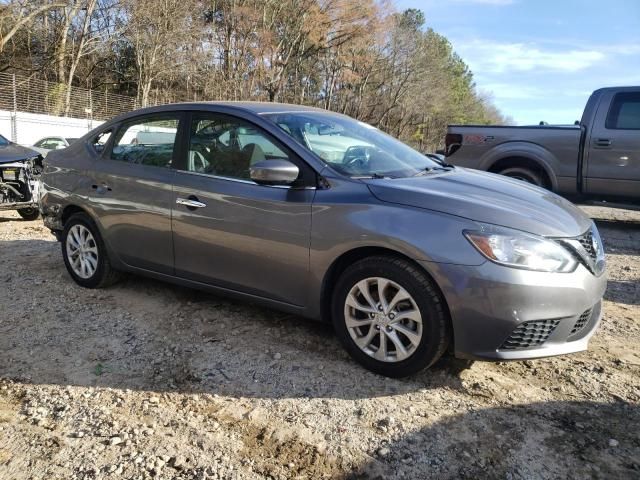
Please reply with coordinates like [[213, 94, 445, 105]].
[[446, 124, 583, 195]]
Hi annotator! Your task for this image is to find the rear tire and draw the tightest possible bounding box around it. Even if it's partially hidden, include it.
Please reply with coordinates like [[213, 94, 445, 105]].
[[61, 212, 121, 288], [331, 256, 450, 378], [17, 207, 40, 221], [498, 166, 545, 187]]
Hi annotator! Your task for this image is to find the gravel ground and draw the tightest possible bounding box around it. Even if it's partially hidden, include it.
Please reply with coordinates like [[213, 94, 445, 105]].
[[0, 205, 638, 480]]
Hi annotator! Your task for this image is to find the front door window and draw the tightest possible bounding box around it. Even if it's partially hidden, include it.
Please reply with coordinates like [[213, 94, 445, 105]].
[[187, 114, 292, 180]]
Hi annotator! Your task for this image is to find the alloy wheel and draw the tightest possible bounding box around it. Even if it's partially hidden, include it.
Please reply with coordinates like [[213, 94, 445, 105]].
[[344, 277, 423, 362], [66, 224, 99, 279]]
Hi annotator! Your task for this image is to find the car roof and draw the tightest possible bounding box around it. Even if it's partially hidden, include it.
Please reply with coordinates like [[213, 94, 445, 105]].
[[208, 101, 328, 114], [106, 102, 332, 126]]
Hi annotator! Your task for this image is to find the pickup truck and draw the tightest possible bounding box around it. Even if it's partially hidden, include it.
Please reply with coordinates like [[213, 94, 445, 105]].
[[444, 86, 640, 204]]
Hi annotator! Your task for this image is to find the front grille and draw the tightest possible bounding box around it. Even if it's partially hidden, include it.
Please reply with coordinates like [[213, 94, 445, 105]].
[[570, 308, 593, 336], [500, 319, 560, 350], [560, 227, 604, 275], [576, 230, 597, 263]]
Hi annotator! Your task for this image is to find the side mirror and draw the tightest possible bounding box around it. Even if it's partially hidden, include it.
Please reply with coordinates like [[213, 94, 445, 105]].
[[250, 159, 299, 185]]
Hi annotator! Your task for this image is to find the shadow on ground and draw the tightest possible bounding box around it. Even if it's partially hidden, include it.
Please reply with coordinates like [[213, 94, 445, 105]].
[[605, 280, 640, 306], [346, 400, 640, 479], [0, 238, 469, 401]]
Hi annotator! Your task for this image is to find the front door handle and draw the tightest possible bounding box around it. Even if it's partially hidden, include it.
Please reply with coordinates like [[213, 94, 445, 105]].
[[594, 138, 612, 147], [176, 196, 207, 210]]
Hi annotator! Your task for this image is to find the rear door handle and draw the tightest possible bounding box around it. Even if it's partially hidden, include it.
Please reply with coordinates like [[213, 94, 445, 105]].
[[594, 138, 611, 147], [91, 183, 112, 193], [176, 196, 207, 210]]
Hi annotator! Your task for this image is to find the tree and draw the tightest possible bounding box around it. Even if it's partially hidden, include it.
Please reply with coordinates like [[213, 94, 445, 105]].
[[0, 1, 66, 52], [0, 1, 506, 148], [124, 0, 198, 106]]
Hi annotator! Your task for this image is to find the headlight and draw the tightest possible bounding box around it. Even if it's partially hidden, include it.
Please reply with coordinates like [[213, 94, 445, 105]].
[[464, 224, 577, 273]]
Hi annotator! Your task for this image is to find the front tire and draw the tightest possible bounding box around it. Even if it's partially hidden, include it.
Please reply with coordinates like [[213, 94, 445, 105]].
[[61, 212, 120, 288], [332, 256, 450, 378], [17, 207, 40, 221]]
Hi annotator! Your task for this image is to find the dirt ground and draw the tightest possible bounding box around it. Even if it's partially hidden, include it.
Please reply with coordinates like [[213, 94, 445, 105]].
[[0, 205, 638, 480]]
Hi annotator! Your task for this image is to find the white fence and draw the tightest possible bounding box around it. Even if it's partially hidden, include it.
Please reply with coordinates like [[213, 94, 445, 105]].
[[0, 72, 139, 146], [0, 110, 104, 146]]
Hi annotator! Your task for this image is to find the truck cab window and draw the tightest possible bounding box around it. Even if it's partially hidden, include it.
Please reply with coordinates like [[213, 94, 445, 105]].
[[606, 92, 640, 130]]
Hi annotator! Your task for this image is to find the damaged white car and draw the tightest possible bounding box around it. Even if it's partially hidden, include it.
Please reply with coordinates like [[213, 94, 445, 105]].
[[0, 134, 42, 220]]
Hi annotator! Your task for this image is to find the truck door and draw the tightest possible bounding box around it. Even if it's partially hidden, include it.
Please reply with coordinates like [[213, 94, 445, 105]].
[[585, 90, 640, 200]]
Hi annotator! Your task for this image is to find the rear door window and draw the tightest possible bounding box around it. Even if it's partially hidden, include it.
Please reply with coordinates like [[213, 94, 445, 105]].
[[111, 115, 180, 168]]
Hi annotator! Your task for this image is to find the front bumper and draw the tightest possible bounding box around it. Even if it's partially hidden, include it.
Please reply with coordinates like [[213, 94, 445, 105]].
[[421, 260, 607, 361], [0, 200, 38, 211]]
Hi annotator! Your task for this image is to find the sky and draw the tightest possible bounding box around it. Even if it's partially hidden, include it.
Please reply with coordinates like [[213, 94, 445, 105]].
[[394, 0, 640, 125]]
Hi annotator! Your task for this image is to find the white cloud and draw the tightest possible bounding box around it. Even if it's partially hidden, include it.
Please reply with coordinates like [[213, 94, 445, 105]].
[[458, 41, 605, 73], [600, 44, 640, 56], [479, 83, 594, 100], [478, 83, 543, 99]]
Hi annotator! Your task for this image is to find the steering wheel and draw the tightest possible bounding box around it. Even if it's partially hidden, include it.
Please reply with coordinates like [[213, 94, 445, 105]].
[[343, 146, 371, 172]]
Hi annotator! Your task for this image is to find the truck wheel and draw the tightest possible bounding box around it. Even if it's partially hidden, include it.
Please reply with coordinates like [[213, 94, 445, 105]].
[[498, 167, 545, 187], [332, 256, 450, 378], [61, 212, 121, 288], [17, 208, 40, 221]]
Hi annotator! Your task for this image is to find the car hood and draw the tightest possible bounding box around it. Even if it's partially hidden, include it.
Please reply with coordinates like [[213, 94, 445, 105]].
[[0, 142, 39, 164], [365, 168, 591, 238]]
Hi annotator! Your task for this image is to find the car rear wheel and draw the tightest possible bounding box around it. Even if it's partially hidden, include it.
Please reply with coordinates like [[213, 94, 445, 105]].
[[498, 166, 545, 187], [17, 207, 40, 221], [61, 212, 121, 288], [332, 256, 450, 377]]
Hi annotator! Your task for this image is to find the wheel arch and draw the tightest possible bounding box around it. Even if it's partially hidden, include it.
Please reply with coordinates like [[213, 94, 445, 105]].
[[319, 246, 452, 329], [478, 141, 560, 191], [61, 204, 89, 226], [488, 156, 554, 189], [59, 203, 123, 269]]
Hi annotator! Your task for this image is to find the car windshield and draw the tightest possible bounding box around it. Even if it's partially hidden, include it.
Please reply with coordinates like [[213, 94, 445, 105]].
[[0, 134, 8, 146], [66, 138, 79, 144], [263, 111, 448, 178]]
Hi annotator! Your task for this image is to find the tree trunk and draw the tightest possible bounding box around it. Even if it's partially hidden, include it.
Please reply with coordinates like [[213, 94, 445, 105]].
[[63, 0, 97, 116]]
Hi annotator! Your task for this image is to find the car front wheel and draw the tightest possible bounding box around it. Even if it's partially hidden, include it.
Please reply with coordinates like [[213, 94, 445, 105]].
[[61, 212, 120, 288], [332, 256, 450, 378]]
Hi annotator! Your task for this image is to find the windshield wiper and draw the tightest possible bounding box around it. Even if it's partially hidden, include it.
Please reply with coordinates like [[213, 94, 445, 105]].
[[353, 173, 395, 179], [412, 165, 454, 177]]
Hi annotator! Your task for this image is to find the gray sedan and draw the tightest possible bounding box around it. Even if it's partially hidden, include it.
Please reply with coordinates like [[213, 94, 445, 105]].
[[40, 103, 607, 377]]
